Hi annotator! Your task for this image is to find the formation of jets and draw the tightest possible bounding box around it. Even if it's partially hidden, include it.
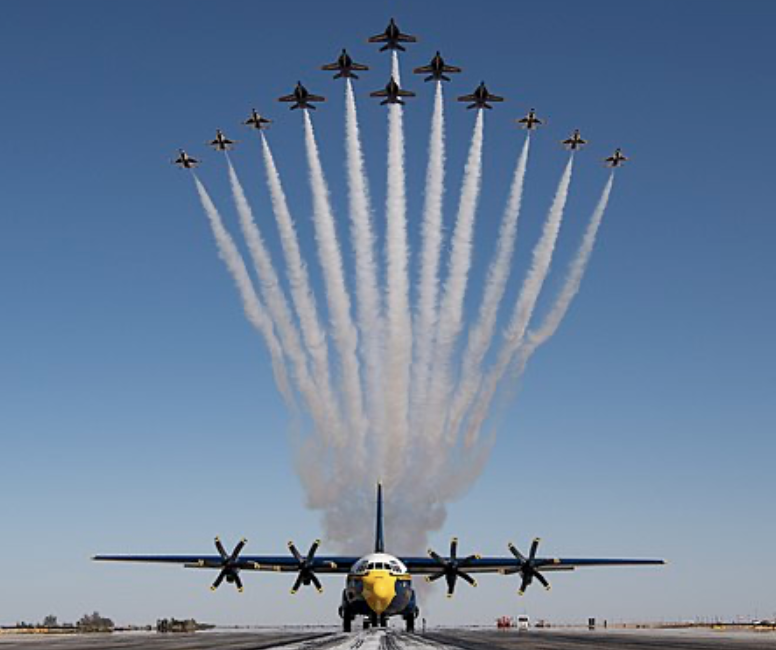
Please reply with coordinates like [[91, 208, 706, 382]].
[[173, 18, 627, 170]]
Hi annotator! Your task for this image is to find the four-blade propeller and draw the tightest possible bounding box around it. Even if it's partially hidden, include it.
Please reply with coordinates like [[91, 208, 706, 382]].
[[426, 537, 480, 597], [211, 537, 247, 592], [506, 538, 551, 595], [288, 539, 324, 594]]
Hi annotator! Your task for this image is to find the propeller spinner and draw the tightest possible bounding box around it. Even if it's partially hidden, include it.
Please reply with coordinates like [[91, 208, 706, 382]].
[[211, 537, 247, 592], [426, 537, 481, 597], [505, 537, 552, 595], [288, 539, 324, 594]]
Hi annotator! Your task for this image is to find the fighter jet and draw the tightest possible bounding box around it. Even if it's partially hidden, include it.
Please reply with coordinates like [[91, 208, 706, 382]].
[[278, 82, 326, 110], [457, 82, 504, 110], [368, 18, 417, 52], [370, 76, 416, 106], [413, 51, 462, 82], [605, 148, 628, 168], [173, 150, 199, 169], [243, 109, 272, 131], [562, 129, 587, 151], [321, 49, 370, 80], [516, 109, 544, 131], [209, 129, 236, 152]]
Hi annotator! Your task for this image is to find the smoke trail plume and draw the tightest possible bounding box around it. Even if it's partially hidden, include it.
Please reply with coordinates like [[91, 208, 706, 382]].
[[424, 110, 485, 445], [192, 175, 293, 407], [344, 79, 384, 440], [259, 136, 343, 442], [462, 155, 575, 447], [302, 111, 367, 451], [411, 81, 446, 430], [446, 135, 531, 443], [227, 159, 335, 440], [382, 51, 412, 482], [522, 172, 615, 359]]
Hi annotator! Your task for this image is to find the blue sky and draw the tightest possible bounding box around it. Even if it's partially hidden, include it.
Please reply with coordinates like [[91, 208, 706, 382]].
[[1, 0, 775, 627]]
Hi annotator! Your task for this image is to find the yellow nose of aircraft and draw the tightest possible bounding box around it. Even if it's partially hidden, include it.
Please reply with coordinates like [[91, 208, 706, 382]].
[[362, 570, 397, 614]]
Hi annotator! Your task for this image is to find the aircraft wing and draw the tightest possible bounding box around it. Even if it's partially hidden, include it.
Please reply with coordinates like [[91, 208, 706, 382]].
[[307, 94, 327, 102], [351, 63, 370, 71], [370, 89, 390, 97], [397, 34, 417, 43], [443, 65, 463, 73], [413, 64, 434, 74], [93, 554, 357, 575], [321, 63, 340, 71], [397, 89, 416, 97], [278, 94, 297, 103], [368, 33, 389, 43], [457, 93, 477, 102], [486, 94, 505, 102], [400, 555, 665, 575]]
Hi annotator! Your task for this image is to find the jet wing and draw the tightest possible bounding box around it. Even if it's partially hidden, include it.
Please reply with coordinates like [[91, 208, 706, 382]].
[[351, 63, 370, 71], [397, 89, 416, 97], [413, 64, 434, 74], [486, 94, 505, 102], [396, 34, 417, 43], [307, 94, 327, 102], [370, 89, 390, 97], [278, 94, 297, 103], [321, 63, 341, 71], [442, 64, 463, 73], [457, 93, 478, 102], [400, 555, 665, 575], [368, 33, 390, 43], [93, 554, 357, 575]]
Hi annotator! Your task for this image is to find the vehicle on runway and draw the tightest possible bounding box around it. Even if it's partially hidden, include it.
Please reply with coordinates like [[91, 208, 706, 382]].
[[321, 49, 370, 80], [562, 129, 588, 151], [95, 485, 664, 633], [209, 129, 236, 151], [368, 18, 417, 52], [605, 148, 628, 167], [173, 150, 199, 169], [516, 109, 544, 131], [243, 109, 272, 131], [413, 52, 462, 82], [370, 76, 416, 106], [458, 82, 504, 110], [278, 82, 326, 110]]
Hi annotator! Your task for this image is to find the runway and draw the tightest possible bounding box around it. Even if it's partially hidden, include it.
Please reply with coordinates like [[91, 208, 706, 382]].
[[1, 629, 775, 650]]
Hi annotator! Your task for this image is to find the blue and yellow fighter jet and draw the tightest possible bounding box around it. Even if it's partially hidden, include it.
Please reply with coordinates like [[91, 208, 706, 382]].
[[94, 485, 663, 632]]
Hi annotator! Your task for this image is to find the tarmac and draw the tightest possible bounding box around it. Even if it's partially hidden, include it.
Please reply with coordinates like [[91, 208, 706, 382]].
[[1, 628, 775, 650]]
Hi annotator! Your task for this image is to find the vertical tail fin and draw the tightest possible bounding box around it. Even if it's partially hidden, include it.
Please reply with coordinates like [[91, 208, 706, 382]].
[[374, 483, 384, 553]]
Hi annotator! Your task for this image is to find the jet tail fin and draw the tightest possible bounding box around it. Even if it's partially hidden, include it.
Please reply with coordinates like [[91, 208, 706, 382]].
[[374, 483, 384, 553]]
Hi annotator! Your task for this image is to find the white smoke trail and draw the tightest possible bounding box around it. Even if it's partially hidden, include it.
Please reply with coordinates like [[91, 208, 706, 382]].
[[259, 135, 344, 443], [462, 156, 575, 447], [445, 135, 531, 443], [227, 159, 335, 439], [192, 175, 294, 407], [423, 110, 485, 445], [382, 51, 412, 483], [410, 81, 446, 430], [302, 111, 367, 451], [521, 172, 615, 361], [344, 79, 384, 441]]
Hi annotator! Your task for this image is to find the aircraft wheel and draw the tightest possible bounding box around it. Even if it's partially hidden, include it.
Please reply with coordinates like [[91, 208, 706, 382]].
[[380, 614, 388, 628], [405, 615, 415, 633], [363, 618, 370, 630], [343, 616, 352, 633]]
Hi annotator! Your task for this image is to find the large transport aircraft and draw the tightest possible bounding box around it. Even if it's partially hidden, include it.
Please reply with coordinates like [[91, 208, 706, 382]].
[[94, 485, 663, 632]]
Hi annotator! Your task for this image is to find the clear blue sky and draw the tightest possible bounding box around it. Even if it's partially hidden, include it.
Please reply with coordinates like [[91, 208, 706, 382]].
[[1, 0, 774, 627]]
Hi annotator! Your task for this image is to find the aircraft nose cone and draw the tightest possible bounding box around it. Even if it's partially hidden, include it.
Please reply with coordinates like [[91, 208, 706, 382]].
[[373, 578, 392, 600]]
